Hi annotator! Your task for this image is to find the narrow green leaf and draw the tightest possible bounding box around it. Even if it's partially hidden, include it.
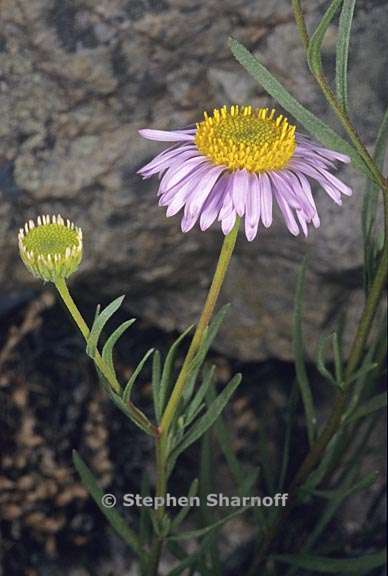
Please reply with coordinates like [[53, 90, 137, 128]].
[[317, 333, 340, 387], [72, 451, 144, 559], [288, 468, 375, 576], [152, 350, 162, 422], [293, 258, 317, 446], [171, 478, 199, 531], [101, 319, 136, 380], [346, 392, 387, 423], [123, 348, 155, 403], [183, 305, 231, 404], [307, 0, 343, 75], [347, 361, 378, 385], [199, 432, 221, 576], [86, 296, 125, 358], [166, 553, 200, 576], [274, 550, 386, 572], [332, 332, 344, 387], [336, 0, 356, 112], [171, 374, 242, 461], [168, 506, 249, 541], [309, 471, 378, 500], [109, 391, 155, 436], [185, 365, 216, 427], [362, 108, 388, 290], [159, 325, 194, 415], [228, 37, 369, 176], [139, 471, 152, 546], [278, 382, 299, 491]]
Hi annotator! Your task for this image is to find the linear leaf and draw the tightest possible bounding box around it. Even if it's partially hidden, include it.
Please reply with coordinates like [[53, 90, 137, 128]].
[[346, 392, 387, 423], [152, 350, 162, 422], [336, 0, 356, 112], [199, 432, 221, 576], [278, 382, 299, 491], [317, 333, 340, 387], [307, 0, 343, 75], [183, 305, 231, 404], [109, 390, 155, 435], [293, 258, 316, 446], [159, 325, 194, 415], [72, 451, 144, 559], [309, 471, 377, 500], [102, 319, 136, 380], [171, 478, 199, 531], [86, 296, 125, 358], [168, 506, 249, 541], [171, 374, 242, 461], [287, 468, 376, 576], [228, 37, 369, 176], [185, 364, 216, 427], [362, 107, 388, 290], [123, 348, 155, 403], [332, 332, 344, 388], [274, 550, 386, 572]]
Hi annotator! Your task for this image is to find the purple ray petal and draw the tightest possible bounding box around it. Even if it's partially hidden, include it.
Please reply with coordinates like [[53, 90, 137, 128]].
[[185, 166, 225, 219], [221, 210, 237, 235], [245, 173, 260, 241], [275, 190, 300, 236], [200, 175, 229, 231], [139, 129, 195, 142], [260, 172, 273, 228], [231, 169, 250, 217]]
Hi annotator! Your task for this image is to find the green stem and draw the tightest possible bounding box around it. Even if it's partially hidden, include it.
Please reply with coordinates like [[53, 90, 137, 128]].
[[147, 219, 241, 574], [55, 278, 158, 436], [292, 0, 388, 191], [55, 277, 120, 393], [292, 0, 309, 50], [148, 437, 167, 576], [55, 277, 90, 340], [160, 218, 240, 434]]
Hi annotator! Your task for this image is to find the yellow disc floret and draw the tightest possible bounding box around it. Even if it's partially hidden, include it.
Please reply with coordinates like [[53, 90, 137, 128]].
[[18, 215, 83, 282], [195, 105, 296, 172]]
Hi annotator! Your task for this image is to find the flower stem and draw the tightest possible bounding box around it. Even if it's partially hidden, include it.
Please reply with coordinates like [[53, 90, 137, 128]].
[[292, 0, 388, 191], [148, 219, 240, 576], [291, 0, 309, 50], [160, 218, 240, 435], [55, 277, 120, 393], [55, 277, 90, 340], [148, 437, 167, 576], [55, 278, 158, 436]]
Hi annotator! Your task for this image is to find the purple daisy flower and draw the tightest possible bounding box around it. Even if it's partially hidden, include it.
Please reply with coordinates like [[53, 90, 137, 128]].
[[138, 105, 352, 241]]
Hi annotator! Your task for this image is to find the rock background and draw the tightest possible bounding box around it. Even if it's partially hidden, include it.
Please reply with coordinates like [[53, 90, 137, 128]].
[[0, 0, 387, 361]]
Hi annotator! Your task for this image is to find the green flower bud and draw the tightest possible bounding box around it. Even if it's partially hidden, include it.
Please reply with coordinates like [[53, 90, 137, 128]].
[[18, 215, 83, 282]]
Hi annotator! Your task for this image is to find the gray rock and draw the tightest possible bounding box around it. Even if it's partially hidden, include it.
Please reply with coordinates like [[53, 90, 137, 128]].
[[0, 0, 386, 361]]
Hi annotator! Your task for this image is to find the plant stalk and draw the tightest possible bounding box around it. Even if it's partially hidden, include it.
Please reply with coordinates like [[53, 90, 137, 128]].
[[160, 218, 240, 435], [55, 278, 158, 436], [148, 219, 240, 575]]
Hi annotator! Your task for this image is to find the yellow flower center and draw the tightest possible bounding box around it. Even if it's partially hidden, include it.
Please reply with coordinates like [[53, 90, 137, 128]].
[[195, 105, 296, 172]]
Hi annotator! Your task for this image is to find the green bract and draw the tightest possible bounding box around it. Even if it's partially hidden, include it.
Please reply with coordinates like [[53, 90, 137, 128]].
[[18, 215, 83, 282]]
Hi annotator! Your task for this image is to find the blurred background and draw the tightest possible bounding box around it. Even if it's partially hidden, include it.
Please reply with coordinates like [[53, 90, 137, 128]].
[[0, 0, 386, 574]]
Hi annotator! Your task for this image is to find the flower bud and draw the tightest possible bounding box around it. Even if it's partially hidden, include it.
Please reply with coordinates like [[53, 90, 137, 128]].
[[18, 215, 82, 282]]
